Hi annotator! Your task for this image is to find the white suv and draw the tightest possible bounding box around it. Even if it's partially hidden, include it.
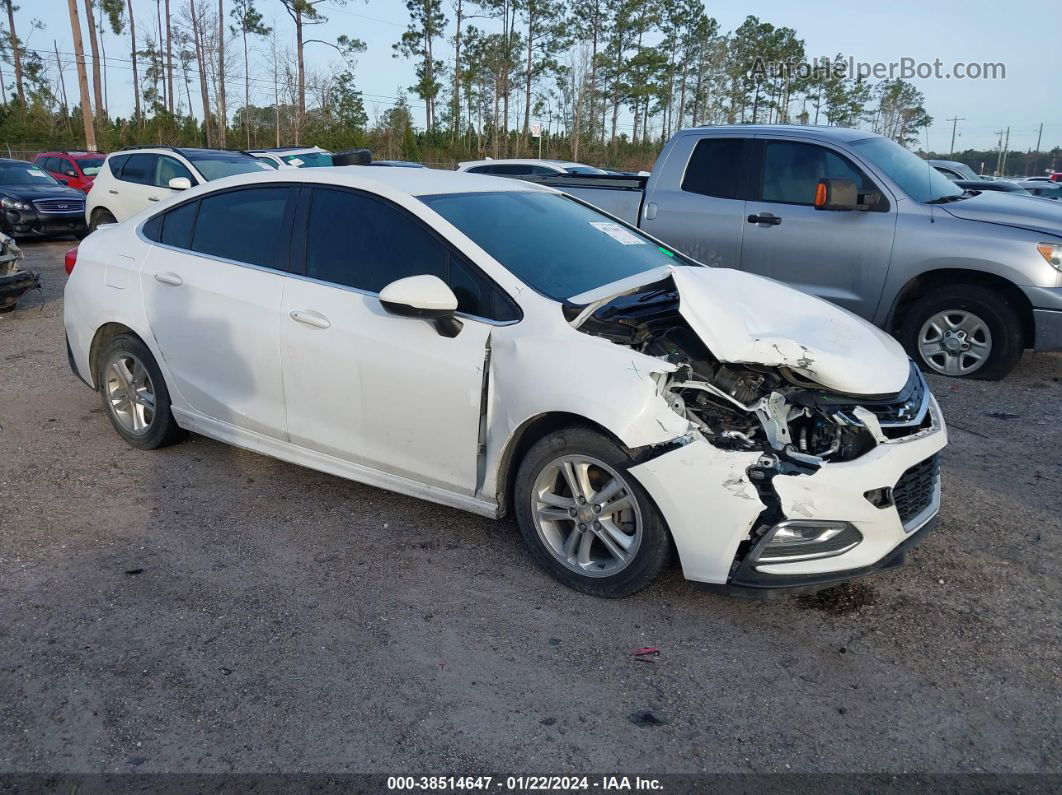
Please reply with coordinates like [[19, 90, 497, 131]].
[[86, 147, 275, 230]]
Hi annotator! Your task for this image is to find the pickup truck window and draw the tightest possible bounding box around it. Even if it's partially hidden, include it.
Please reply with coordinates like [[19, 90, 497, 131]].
[[761, 141, 871, 205], [682, 138, 746, 199], [421, 191, 690, 300], [851, 136, 963, 203]]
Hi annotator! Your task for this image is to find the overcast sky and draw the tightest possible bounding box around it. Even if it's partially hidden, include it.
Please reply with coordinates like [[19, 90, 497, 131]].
[[25, 0, 1062, 154]]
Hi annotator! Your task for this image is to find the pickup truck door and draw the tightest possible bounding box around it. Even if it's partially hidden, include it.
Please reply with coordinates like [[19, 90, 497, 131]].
[[640, 135, 751, 268], [739, 138, 897, 319]]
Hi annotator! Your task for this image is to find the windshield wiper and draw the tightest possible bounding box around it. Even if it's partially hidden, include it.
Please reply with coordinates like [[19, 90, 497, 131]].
[[928, 190, 977, 204]]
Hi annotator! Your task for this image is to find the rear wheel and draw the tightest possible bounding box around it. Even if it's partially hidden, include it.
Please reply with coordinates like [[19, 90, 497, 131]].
[[899, 284, 1023, 380], [89, 208, 117, 232], [95, 334, 185, 449], [514, 426, 671, 598]]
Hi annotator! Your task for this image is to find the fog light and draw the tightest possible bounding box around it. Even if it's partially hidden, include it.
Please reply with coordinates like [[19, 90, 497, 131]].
[[756, 521, 862, 564]]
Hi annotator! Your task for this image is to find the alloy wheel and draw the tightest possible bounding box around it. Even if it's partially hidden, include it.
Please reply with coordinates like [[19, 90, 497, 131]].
[[917, 309, 992, 376], [104, 352, 156, 434], [530, 454, 643, 578]]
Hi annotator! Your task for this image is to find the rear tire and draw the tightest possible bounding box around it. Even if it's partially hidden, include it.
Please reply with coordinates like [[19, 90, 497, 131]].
[[95, 334, 185, 450], [899, 284, 1023, 380], [514, 425, 671, 598], [89, 208, 117, 232]]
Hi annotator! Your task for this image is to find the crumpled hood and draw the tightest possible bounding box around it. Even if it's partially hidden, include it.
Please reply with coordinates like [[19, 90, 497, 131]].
[[570, 266, 911, 396], [941, 190, 1062, 238]]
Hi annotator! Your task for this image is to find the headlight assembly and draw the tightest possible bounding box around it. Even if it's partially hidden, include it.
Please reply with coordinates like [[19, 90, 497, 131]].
[[1037, 242, 1062, 271], [0, 197, 30, 211]]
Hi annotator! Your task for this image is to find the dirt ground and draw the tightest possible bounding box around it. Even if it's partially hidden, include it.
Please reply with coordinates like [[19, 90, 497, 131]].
[[1, 239, 1059, 775]]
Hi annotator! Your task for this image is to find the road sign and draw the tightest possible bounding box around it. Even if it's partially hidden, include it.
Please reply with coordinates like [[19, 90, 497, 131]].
[[530, 122, 542, 138]]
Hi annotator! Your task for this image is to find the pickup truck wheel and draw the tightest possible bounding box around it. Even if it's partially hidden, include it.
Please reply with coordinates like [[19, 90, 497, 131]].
[[89, 208, 116, 232], [900, 284, 1023, 380], [96, 334, 185, 449], [514, 426, 671, 598]]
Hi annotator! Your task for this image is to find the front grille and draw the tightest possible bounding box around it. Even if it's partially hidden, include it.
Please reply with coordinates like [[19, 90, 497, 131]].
[[831, 366, 932, 439], [32, 198, 85, 214], [893, 455, 940, 529]]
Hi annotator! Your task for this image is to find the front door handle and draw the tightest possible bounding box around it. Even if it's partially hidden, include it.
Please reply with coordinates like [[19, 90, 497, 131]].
[[153, 271, 183, 286], [148, 196, 160, 202], [108, 189, 119, 195], [747, 213, 782, 226], [289, 309, 331, 329]]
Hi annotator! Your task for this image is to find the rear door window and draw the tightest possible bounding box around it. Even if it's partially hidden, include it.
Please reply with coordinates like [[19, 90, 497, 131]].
[[191, 186, 294, 269], [681, 138, 748, 199], [120, 154, 158, 185]]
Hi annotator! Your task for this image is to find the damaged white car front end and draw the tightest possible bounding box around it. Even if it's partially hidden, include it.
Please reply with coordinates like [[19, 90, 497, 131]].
[[562, 265, 947, 593]]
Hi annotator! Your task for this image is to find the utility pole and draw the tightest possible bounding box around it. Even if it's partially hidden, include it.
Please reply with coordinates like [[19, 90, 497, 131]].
[[66, 0, 96, 151], [1032, 122, 1043, 177], [1000, 127, 1010, 177], [994, 129, 1006, 175], [947, 116, 964, 156]]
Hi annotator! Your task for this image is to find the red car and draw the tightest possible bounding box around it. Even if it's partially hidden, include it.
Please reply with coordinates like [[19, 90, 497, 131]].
[[32, 151, 107, 193]]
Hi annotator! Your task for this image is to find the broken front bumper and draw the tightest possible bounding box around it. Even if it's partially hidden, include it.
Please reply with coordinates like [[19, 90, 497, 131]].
[[0, 268, 39, 310], [629, 396, 948, 591]]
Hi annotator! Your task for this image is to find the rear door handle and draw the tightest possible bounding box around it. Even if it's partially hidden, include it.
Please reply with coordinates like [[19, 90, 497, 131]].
[[108, 189, 119, 195], [153, 272, 183, 286], [289, 309, 331, 329], [747, 213, 782, 226], [148, 196, 159, 202]]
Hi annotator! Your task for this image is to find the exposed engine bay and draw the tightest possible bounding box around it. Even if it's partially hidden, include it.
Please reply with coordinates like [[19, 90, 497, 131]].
[[571, 278, 932, 467]]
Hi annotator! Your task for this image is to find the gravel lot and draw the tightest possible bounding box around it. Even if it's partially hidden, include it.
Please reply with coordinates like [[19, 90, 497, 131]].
[[1, 239, 1059, 775]]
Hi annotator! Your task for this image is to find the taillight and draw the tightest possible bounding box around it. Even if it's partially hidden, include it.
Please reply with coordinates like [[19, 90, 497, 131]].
[[64, 246, 78, 275]]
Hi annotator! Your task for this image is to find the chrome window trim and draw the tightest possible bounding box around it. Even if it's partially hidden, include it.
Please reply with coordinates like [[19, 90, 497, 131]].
[[134, 224, 522, 328]]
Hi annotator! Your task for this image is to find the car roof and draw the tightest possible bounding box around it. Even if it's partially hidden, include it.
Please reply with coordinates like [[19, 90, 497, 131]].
[[685, 124, 881, 143], [37, 151, 105, 158], [190, 164, 553, 197], [459, 158, 572, 168], [249, 146, 328, 155]]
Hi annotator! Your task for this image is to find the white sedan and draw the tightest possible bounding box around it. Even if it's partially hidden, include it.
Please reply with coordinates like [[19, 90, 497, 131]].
[[63, 167, 947, 597]]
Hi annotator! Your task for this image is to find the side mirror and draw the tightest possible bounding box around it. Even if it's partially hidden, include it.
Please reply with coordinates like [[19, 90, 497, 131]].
[[379, 274, 463, 337], [814, 178, 858, 211], [168, 177, 192, 191]]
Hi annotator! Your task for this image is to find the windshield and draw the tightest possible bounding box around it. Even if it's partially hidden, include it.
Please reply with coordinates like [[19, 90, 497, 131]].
[[421, 191, 690, 300], [0, 163, 60, 186], [77, 157, 105, 176], [564, 165, 606, 175], [851, 137, 963, 203], [282, 151, 333, 167], [187, 154, 275, 180]]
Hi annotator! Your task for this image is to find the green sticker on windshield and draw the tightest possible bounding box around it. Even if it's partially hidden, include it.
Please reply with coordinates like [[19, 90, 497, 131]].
[[657, 246, 674, 257]]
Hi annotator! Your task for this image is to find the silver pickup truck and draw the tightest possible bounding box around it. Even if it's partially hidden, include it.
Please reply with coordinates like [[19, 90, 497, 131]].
[[521, 125, 1062, 380]]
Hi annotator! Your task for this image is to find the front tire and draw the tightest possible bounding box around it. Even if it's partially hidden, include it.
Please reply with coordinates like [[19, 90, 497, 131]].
[[95, 334, 185, 449], [514, 426, 671, 598], [899, 284, 1023, 380]]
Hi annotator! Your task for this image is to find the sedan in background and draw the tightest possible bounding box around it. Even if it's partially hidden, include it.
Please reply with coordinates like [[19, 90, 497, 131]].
[[0, 159, 87, 239], [248, 146, 334, 168], [457, 159, 607, 176]]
